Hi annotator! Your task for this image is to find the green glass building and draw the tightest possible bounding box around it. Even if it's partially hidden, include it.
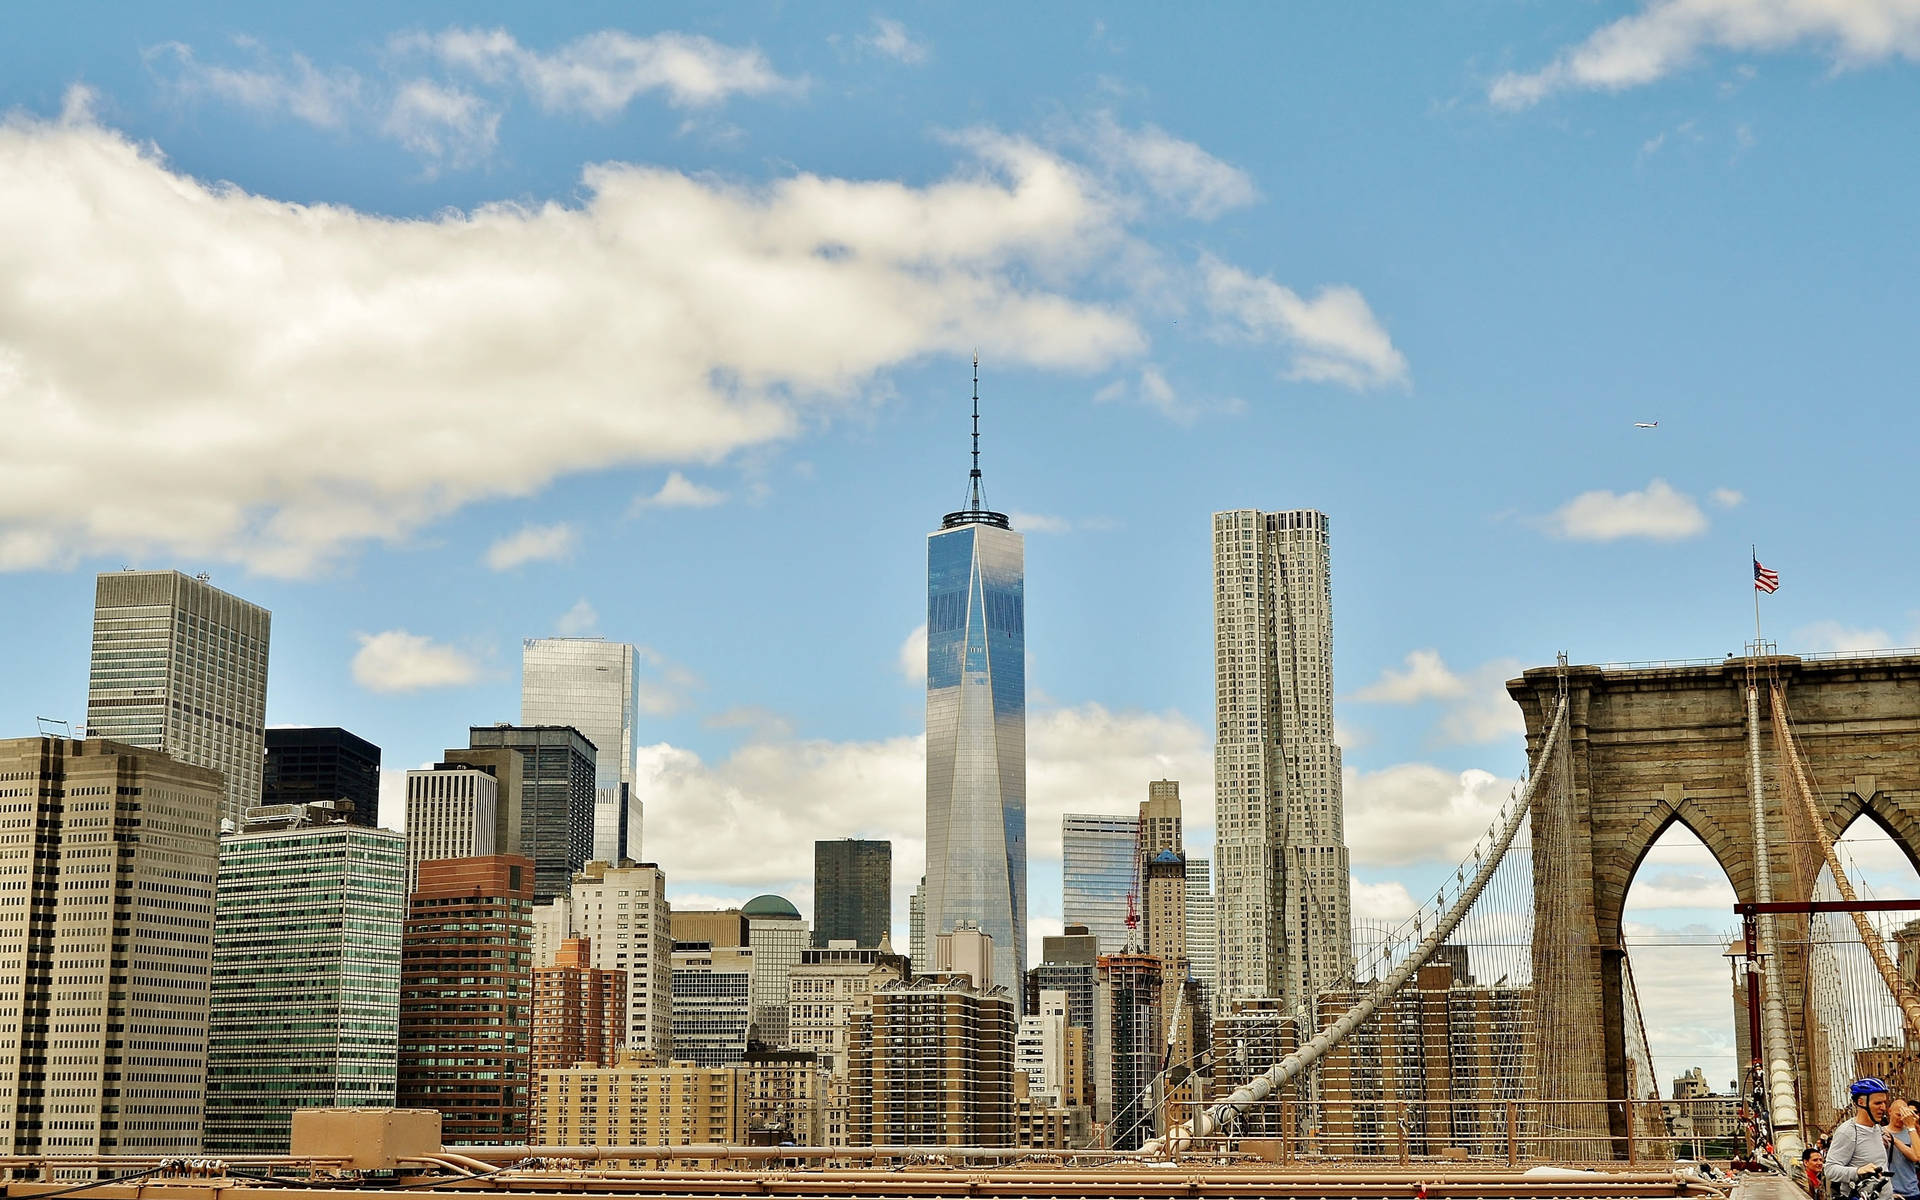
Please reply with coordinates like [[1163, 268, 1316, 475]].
[[206, 818, 407, 1153]]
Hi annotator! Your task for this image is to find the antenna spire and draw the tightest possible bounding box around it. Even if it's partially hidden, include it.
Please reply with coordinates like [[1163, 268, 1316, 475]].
[[939, 352, 1010, 530], [968, 353, 984, 511]]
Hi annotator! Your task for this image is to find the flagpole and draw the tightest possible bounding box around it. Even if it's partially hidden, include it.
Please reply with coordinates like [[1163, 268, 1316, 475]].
[[1752, 543, 1762, 647]]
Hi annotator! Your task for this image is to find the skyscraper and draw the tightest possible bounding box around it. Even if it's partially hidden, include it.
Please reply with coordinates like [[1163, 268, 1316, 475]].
[[262, 727, 381, 828], [84, 569, 270, 827], [0, 737, 221, 1155], [208, 812, 406, 1153], [1213, 508, 1353, 1008], [398, 855, 534, 1145], [1062, 814, 1139, 955], [521, 639, 641, 865], [403, 764, 498, 889], [814, 839, 892, 948], [925, 364, 1026, 1007], [468, 725, 597, 904], [1183, 857, 1218, 1011]]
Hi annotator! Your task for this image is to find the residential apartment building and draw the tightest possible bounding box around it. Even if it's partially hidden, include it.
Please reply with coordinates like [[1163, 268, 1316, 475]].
[[787, 944, 910, 1146], [83, 569, 270, 826], [846, 975, 1017, 1147], [1213, 508, 1353, 1007], [1095, 952, 1165, 1150], [533, 1052, 741, 1158], [397, 855, 535, 1145], [530, 937, 625, 1121], [207, 811, 406, 1153], [0, 737, 220, 1154]]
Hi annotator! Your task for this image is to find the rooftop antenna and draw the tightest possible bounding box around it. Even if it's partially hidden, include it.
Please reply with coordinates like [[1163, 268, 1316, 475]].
[[940, 353, 1010, 530]]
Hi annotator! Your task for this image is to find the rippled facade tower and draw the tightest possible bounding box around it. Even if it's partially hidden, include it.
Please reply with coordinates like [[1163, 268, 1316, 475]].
[[925, 368, 1026, 1009]]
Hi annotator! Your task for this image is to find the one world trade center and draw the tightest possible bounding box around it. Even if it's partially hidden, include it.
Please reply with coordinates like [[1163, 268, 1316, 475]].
[[924, 361, 1026, 1008]]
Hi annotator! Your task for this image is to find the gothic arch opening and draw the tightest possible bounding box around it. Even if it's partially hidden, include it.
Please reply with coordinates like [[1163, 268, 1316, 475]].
[[1616, 820, 1741, 1110]]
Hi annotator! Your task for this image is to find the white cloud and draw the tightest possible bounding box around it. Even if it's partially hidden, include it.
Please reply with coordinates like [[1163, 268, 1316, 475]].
[[149, 41, 361, 129], [382, 79, 500, 170], [1203, 256, 1409, 391], [1710, 486, 1744, 509], [633, 472, 728, 512], [555, 597, 599, 635], [411, 27, 798, 116], [1087, 115, 1258, 220], [858, 18, 930, 65], [1343, 763, 1520, 869], [1351, 879, 1420, 923], [1353, 649, 1469, 704], [351, 630, 481, 692], [1544, 478, 1709, 541], [635, 645, 702, 716], [636, 702, 1213, 943], [1008, 512, 1074, 534], [1489, 0, 1920, 108], [1624, 867, 1738, 911], [1093, 364, 1245, 424], [484, 521, 576, 570], [898, 624, 927, 683], [0, 111, 1148, 574]]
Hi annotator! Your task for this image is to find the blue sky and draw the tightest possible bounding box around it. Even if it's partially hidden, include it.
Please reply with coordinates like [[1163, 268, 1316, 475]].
[[4, 1, 1920, 1091]]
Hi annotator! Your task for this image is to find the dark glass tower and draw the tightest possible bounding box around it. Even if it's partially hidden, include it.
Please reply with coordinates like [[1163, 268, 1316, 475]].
[[263, 726, 382, 827], [813, 839, 893, 948], [467, 725, 597, 904], [924, 360, 1026, 1007]]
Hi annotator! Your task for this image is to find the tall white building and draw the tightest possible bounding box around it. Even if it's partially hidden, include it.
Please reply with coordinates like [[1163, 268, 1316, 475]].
[[1183, 856, 1219, 1012], [521, 638, 641, 865], [557, 861, 674, 1059], [1016, 989, 1071, 1106], [0, 737, 221, 1155], [1212, 508, 1352, 1008], [84, 570, 271, 828], [403, 766, 498, 889], [743, 895, 809, 1046]]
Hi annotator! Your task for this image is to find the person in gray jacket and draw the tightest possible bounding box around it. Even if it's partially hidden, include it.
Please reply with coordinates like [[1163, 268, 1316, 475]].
[[1828, 1078, 1895, 1200]]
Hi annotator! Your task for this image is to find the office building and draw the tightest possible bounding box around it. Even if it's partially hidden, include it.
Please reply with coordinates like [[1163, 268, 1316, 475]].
[[533, 1052, 741, 1158], [83, 569, 270, 827], [1095, 952, 1166, 1150], [530, 937, 625, 1122], [522, 638, 641, 866], [1063, 813, 1141, 956], [814, 839, 892, 949], [1141, 781, 1182, 857], [403, 765, 498, 888], [744, 894, 809, 1046], [207, 811, 406, 1153], [788, 944, 909, 1069], [398, 856, 534, 1145], [1213, 508, 1353, 1007], [924, 380, 1027, 1006], [262, 727, 381, 828], [1184, 857, 1218, 1012], [847, 975, 1017, 1147], [468, 725, 597, 903], [671, 942, 755, 1067], [552, 861, 674, 1061], [0, 737, 220, 1155], [934, 921, 995, 990]]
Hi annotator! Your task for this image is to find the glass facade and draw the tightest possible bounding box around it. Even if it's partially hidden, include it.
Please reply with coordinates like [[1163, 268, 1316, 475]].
[[924, 519, 1026, 1009], [207, 823, 406, 1153], [469, 725, 598, 904], [84, 570, 271, 828], [813, 839, 892, 949], [1062, 813, 1140, 956], [263, 727, 381, 828], [521, 639, 640, 865]]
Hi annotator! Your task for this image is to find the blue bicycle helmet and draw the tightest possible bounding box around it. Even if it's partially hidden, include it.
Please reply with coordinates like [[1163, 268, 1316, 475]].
[[1853, 1077, 1890, 1100]]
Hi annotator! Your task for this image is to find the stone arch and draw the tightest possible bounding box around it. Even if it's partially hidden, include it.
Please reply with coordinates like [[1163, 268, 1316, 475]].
[[1597, 800, 1753, 947], [1821, 790, 1920, 886]]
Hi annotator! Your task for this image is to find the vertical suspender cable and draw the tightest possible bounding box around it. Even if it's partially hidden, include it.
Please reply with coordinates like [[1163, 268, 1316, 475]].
[[1747, 679, 1804, 1161]]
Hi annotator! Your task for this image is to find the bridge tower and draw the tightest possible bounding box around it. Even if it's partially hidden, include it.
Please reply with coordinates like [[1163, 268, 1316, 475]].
[[1510, 652, 1920, 1149]]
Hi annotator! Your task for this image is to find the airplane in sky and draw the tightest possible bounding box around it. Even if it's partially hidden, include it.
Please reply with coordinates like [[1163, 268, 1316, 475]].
[[1634, 421, 1658, 428]]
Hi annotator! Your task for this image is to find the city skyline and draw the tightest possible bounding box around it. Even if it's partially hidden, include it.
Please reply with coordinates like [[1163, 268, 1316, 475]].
[[8, 2, 1920, 1096]]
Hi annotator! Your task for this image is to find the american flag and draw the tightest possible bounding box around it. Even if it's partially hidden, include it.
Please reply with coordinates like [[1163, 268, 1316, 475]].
[[1754, 558, 1780, 594]]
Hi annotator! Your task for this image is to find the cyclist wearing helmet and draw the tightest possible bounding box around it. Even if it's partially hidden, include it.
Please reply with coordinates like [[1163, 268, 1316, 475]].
[[1828, 1078, 1895, 1198]]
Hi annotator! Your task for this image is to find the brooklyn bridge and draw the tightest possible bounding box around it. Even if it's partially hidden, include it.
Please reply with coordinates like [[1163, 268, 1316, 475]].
[[6, 648, 1918, 1200]]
